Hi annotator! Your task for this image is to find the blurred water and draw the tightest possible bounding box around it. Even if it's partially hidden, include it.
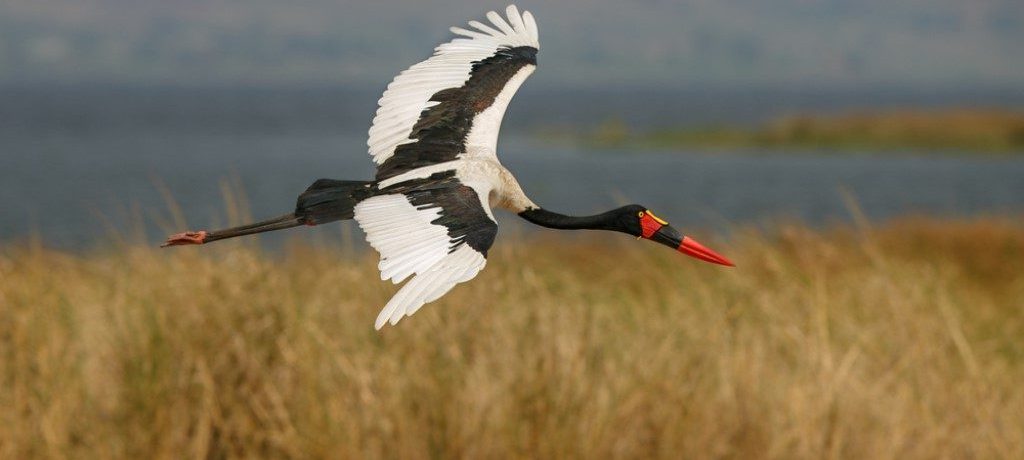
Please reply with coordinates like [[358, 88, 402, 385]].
[[2, 86, 1023, 249]]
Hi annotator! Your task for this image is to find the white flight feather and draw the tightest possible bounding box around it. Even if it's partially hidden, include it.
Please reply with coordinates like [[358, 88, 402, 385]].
[[355, 185, 496, 329], [366, 5, 539, 166], [375, 245, 486, 329]]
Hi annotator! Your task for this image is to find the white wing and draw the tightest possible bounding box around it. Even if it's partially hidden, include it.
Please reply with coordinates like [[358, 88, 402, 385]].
[[373, 245, 486, 329], [354, 182, 498, 329], [367, 5, 539, 171]]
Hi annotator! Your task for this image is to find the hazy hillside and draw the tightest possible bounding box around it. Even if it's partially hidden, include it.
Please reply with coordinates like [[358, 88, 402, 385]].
[[1, 0, 1022, 87]]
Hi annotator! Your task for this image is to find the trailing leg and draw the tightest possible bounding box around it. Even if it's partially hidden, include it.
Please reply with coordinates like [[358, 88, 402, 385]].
[[163, 178, 374, 247]]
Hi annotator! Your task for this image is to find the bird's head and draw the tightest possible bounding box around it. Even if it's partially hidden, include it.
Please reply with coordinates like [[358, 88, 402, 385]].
[[613, 205, 734, 267]]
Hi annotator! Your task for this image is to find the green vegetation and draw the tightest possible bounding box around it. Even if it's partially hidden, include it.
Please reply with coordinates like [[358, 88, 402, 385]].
[[2, 217, 1023, 458], [565, 109, 1024, 153]]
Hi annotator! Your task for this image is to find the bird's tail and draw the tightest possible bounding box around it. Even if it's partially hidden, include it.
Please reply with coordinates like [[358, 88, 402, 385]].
[[294, 179, 374, 225], [163, 179, 374, 247]]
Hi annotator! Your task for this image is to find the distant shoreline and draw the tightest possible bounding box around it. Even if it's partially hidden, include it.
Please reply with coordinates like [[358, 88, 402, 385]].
[[546, 109, 1024, 154]]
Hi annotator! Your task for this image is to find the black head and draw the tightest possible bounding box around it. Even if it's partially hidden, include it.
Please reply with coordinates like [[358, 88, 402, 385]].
[[604, 204, 649, 236], [609, 204, 734, 266]]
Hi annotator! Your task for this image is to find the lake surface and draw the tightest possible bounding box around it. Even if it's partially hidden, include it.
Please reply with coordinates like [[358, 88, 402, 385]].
[[2, 85, 1023, 249]]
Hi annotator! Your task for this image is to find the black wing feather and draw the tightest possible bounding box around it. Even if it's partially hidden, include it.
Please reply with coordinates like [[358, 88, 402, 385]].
[[375, 46, 537, 180]]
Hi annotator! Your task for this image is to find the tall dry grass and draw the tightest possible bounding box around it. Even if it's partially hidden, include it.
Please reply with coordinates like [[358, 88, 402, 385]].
[[1, 217, 1023, 459]]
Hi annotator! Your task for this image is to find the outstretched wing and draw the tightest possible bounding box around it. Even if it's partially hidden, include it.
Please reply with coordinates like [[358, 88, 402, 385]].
[[367, 5, 539, 180], [354, 177, 497, 329]]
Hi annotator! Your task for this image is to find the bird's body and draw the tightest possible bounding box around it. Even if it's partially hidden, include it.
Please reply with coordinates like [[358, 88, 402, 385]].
[[165, 5, 733, 329]]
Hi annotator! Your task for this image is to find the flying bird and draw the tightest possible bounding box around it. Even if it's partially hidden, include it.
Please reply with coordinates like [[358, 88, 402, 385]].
[[164, 5, 734, 329]]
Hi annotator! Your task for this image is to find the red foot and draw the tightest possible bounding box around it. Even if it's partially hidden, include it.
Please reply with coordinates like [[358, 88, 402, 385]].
[[162, 230, 208, 247]]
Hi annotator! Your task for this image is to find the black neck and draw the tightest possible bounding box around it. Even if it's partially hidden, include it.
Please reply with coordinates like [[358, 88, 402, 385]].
[[518, 208, 621, 231]]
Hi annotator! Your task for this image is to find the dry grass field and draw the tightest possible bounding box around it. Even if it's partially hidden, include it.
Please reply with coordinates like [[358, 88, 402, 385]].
[[1, 217, 1023, 459]]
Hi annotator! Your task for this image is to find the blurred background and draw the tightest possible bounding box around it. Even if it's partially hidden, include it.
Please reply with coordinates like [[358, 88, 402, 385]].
[[4, 3, 1024, 458], [2, 0, 1023, 248]]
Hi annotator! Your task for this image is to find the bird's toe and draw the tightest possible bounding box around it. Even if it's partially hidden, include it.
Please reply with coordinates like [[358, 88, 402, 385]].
[[162, 230, 207, 247]]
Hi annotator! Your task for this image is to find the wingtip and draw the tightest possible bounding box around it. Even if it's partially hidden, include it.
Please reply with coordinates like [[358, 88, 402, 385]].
[[486, 10, 508, 30], [374, 313, 388, 330], [375, 310, 396, 330], [373, 315, 403, 331], [522, 11, 538, 42]]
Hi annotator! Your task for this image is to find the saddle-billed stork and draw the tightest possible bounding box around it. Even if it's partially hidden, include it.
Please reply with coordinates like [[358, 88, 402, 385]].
[[164, 5, 733, 329]]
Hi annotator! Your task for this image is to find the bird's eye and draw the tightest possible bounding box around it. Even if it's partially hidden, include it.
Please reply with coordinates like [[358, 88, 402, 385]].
[[638, 211, 645, 218]]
